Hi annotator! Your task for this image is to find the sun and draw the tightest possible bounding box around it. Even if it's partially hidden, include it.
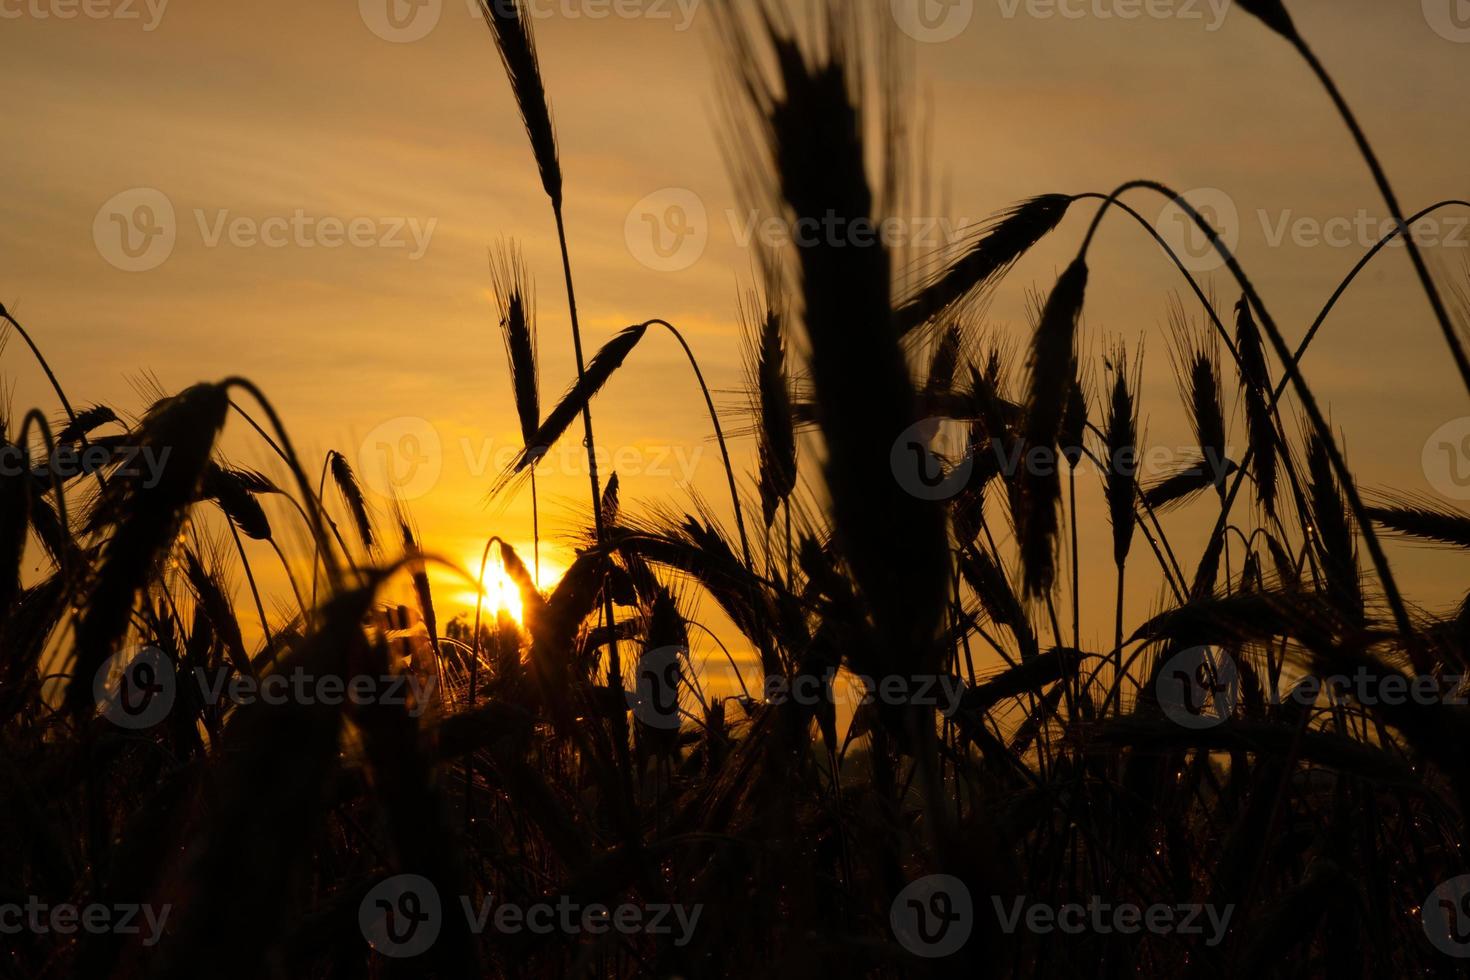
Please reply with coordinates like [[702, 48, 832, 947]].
[[459, 549, 564, 627]]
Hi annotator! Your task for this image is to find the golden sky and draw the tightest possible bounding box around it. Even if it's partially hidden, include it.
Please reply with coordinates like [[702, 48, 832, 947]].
[[3, 0, 1469, 689]]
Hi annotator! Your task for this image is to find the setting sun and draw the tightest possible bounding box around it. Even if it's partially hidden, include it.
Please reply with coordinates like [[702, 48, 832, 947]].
[[459, 549, 565, 626]]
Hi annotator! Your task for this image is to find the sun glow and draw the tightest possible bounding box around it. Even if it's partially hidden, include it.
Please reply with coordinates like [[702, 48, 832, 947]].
[[459, 549, 564, 627]]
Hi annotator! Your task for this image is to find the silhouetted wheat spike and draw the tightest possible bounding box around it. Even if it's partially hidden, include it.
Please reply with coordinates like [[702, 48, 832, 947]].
[[1306, 432, 1361, 621], [927, 323, 963, 395], [1018, 258, 1087, 597], [893, 195, 1073, 337], [477, 0, 561, 207], [960, 546, 1038, 662], [752, 308, 796, 531], [1235, 297, 1278, 517], [501, 324, 647, 484], [68, 383, 229, 713], [718, 2, 948, 675], [1104, 343, 1140, 667], [1185, 345, 1225, 497], [492, 243, 539, 445], [327, 450, 376, 556], [480, 0, 622, 708], [601, 471, 620, 528], [1366, 494, 1470, 549], [201, 464, 272, 541], [56, 405, 118, 445], [181, 546, 251, 677], [492, 241, 542, 578], [399, 514, 441, 661], [1059, 378, 1086, 647], [0, 427, 30, 618], [1144, 464, 1239, 512]]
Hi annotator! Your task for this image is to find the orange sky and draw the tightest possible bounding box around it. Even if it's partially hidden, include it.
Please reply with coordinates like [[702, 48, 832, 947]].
[[3, 0, 1468, 692]]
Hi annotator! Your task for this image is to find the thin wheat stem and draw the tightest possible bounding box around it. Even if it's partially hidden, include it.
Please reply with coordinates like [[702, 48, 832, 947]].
[[1068, 467, 1079, 652], [530, 467, 540, 584], [550, 207, 627, 740], [222, 379, 342, 589], [1113, 563, 1124, 709], [1078, 181, 1417, 649], [2, 311, 79, 423], [225, 519, 272, 656], [639, 319, 753, 569], [1275, 199, 1470, 405], [1288, 37, 1470, 397], [1072, 191, 1318, 531]]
